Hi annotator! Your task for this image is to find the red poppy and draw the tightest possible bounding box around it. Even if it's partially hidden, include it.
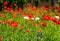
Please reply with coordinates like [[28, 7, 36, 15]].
[[28, 14, 34, 19], [42, 6, 49, 11], [18, 8, 23, 13], [14, 10, 19, 15], [42, 22, 47, 27], [45, 8, 49, 11], [42, 6, 46, 10], [14, 14, 17, 18], [7, 7, 13, 12], [33, 6, 37, 10], [0, 36, 2, 40], [4, 21, 8, 24], [56, 21, 60, 25], [34, 23, 38, 26], [27, 3, 31, 7], [10, 21, 18, 27], [58, 6, 60, 10], [43, 15, 51, 20], [0, 14, 3, 16], [49, 6, 54, 9], [4, 1, 8, 6], [52, 17, 58, 22], [0, 20, 3, 23], [13, 4, 16, 7], [26, 30, 30, 33]]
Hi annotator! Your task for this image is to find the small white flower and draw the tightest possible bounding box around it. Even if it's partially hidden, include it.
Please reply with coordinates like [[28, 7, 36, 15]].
[[31, 18, 34, 20], [35, 17, 40, 20], [55, 16, 59, 19], [24, 16, 29, 19]]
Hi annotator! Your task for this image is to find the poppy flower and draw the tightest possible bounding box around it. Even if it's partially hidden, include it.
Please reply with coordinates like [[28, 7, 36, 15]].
[[34, 23, 38, 26], [4, 21, 9, 24], [28, 14, 34, 19], [13, 4, 16, 7], [14, 11, 19, 15], [42, 22, 47, 27], [42, 6, 46, 10], [33, 6, 37, 11], [52, 17, 58, 22], [26, 30, 30, 33], [4, 1, 8, 6], [58, 6, 60, 10], [8, 7, 13, 12], [45, 8, 49, 11], [9, 21, 18, 27], [27, 3, 32, 9], [56, 21, 60, 25], [43, 15, 51, 20], [49, 6, 54, 9], [0, 36, 2, 40], [0, 20, 3, 23], [27, 3, 31, 7], [0, 14, 3, 16], [18, 8, 23, 13], [14, 14, 17, 18]]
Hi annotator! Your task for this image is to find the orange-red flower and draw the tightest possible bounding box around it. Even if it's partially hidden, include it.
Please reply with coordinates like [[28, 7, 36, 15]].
[[56, 21, 60, 25], [18, 8, 23, 13], [9, 21, 18, 27], [42, 22, 47, 27], [52, 17, 58, 23], [49, 6, 54, 9], [26, 30, 30, 33], [0, 36, 2, 40], [33, 6, 37, 11], [0, 14, 3, 16], [43, 15, 51, 20], [7, 7, 13, 12], [28, 14, 34, 19], [34, 23, 38, 26], [13, 4, 16, 7], [14, 14, 17, 18], [0, 20, 3, 23], [4, 21, 9, 24], [4, 1, 8, 6]]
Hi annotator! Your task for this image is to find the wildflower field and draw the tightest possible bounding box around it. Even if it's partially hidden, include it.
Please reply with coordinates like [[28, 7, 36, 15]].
[[0, 3, 60, 41]]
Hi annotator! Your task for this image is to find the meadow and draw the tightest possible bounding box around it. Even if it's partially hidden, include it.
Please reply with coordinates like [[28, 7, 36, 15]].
[[0, 3, 60, 41]]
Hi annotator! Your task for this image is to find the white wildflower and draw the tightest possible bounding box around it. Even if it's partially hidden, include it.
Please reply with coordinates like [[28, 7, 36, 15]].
[[31, 18, 35, 20], [55, 16, 59, 19], [24, 16, 29, 19], [35, 17, 40, 20]]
